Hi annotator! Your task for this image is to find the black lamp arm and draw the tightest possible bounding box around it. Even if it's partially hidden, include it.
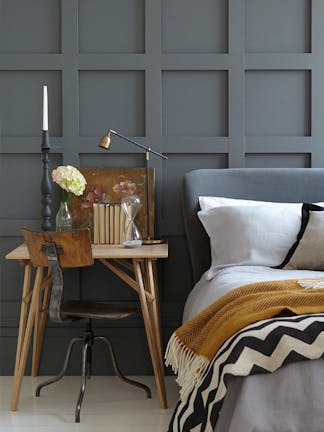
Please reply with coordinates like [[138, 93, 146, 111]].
[[109, 129, 168, 160]]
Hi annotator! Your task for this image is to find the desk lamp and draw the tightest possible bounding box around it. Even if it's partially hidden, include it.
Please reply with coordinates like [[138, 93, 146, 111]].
[[99, 129, 168, 244]]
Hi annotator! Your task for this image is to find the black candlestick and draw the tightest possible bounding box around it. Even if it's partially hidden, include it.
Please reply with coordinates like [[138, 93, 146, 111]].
[[41, 130, 52, 231]]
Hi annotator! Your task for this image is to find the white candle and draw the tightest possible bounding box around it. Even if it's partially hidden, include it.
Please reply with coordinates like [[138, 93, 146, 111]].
[[43, 85, 48, 131]]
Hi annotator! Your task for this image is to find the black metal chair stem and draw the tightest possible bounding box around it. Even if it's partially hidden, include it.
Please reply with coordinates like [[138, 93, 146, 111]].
[[76, 336, 90, 423]]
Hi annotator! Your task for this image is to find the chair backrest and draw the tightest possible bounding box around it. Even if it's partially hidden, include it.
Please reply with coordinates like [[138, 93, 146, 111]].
[[21, 228, 94, 268], [21, 228, 94, 322]]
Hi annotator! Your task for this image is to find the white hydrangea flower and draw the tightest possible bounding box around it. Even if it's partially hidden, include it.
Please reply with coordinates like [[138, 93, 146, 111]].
[[52, 165, 87, 196]]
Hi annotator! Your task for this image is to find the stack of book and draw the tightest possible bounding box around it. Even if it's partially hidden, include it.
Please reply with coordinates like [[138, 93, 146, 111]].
[[92, 203, 126, 245]]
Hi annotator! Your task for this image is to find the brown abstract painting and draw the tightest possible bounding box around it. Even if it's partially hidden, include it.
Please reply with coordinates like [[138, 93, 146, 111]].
[[70, 167, 155, 239]]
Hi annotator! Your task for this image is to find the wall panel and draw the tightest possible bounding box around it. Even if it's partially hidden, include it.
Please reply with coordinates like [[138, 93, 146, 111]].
[[162, 71, 228, 136], [162, 0, 228, 53], [245, 70, 311, 137], [245, 153, 311, 168], [79, 70, 145, 137], [0, 0, 61, 54], [78, 0, 145, 53], [0, 71, 62, 137], [1, 0, 324, 376], [245, 0, 311, 53]]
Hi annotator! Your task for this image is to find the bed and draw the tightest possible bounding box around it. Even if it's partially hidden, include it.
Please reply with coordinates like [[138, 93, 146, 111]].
[[168, 168, 324, 432]]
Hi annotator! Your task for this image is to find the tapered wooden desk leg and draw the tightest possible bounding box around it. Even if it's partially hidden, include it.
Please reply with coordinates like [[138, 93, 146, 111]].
[[31, 270, 51, 377], [144, 260, 166, 407], [133, 260, 167, 409], [153, 261, 164, 358], [145, 260, 163, 361], [13, 262, 32, 378], [11, 266, 44, 411], [31, 272, 42, 377]]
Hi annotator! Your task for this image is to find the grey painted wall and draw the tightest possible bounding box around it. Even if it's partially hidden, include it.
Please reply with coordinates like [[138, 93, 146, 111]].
[[1, 0, 324, 375]]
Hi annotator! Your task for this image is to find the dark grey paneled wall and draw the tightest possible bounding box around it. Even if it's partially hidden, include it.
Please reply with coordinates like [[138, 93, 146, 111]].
[[1, 0, 324, 375]]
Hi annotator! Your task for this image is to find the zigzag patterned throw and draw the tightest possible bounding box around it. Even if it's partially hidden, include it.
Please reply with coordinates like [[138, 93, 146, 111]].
[[165, 279, 324, 432], [168, 313, 324, 432]]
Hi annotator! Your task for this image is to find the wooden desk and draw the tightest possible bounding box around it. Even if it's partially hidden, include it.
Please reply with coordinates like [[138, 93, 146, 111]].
[[5, 242, 168, 411]]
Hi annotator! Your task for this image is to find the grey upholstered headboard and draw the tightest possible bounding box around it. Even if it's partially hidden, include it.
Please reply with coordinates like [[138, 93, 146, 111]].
[[182, 168, 324, 285]]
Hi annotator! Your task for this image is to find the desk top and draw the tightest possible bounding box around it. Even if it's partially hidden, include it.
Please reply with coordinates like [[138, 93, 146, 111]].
[[5, 242, 168, 261]]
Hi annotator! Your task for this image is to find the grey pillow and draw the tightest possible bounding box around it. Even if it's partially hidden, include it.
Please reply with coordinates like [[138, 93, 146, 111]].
[[280, 203, 324, 270]]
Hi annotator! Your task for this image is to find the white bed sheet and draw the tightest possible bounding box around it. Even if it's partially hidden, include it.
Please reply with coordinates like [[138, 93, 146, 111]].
[[182, 266, 324, 432], [183, 265, 324, 322]]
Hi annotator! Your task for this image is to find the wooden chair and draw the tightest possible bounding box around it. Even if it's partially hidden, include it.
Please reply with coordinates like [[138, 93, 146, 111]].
[[21, 228, 151, 423]]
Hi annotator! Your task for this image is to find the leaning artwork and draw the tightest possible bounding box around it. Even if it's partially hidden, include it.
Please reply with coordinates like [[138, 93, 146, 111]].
[[70, 167, 155, 239]]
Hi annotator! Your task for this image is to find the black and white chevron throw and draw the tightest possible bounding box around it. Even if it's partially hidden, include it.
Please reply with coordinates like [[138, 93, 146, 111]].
[[168, 314, 324, 432]]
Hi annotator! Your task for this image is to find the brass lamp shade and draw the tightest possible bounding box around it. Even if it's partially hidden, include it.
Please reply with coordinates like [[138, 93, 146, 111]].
[[99, 129, 116, 149]]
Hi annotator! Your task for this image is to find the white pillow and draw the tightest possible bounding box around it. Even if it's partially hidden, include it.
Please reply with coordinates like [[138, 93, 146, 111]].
[[199, 196, 303, 211], [198, 205, 302, 278], [283, 204, 324, 270]]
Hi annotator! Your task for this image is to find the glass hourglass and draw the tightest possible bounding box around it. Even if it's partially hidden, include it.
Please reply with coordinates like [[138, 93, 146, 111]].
[[121, 194, 142, 247]]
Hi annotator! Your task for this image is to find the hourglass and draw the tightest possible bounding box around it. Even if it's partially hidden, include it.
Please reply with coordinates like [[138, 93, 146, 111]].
[[121, 194, 142, 247]]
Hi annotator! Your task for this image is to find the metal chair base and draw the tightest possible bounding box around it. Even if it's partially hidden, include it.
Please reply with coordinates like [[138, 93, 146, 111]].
[[35, 320, 151, 423]]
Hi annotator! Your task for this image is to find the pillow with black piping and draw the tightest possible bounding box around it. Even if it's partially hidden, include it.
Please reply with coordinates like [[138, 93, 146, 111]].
[[279, 203, 324, 270]]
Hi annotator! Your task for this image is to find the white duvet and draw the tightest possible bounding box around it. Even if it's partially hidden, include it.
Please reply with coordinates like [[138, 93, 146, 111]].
[[183, 266, 324, 323], [181, 266, 324, 432]]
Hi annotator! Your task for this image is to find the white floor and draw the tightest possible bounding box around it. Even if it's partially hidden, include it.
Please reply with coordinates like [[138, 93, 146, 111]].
[[0, 376, 179, 431]]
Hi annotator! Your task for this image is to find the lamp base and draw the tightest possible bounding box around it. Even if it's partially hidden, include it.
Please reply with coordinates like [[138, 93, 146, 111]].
[[142, 238, 166, 245]]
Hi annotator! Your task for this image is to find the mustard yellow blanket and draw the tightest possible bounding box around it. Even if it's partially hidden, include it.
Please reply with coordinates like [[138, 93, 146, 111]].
[[165, 279, 324, 399]]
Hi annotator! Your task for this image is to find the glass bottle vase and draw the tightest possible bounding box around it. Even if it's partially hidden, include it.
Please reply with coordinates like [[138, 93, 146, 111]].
[[55, 200, 73, 232]]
